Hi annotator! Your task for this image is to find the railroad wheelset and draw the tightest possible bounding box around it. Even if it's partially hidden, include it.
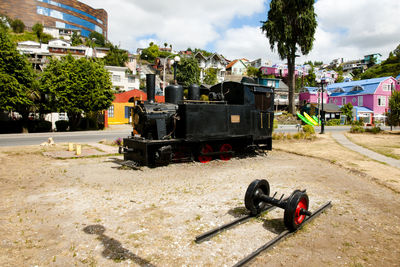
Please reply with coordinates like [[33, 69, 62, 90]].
[[244, 179, 312, 231]]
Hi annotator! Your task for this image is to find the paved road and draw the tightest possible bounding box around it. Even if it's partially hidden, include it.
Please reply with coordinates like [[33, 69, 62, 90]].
[[0, 129, 131, 147]]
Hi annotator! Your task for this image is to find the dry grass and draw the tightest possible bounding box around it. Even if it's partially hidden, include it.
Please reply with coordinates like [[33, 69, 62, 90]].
[[273, 133, 400, 194], [345, 132, 400, 160]]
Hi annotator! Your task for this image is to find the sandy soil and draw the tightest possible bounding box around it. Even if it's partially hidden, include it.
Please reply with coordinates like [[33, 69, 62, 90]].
[[0, 136, 399, 267]]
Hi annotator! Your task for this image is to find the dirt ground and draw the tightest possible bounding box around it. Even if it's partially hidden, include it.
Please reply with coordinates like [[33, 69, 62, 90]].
[[0, 134, 400, 267]]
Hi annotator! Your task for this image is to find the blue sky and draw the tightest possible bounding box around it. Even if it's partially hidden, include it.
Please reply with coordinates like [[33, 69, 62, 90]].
[[83, 0, 400, 65]]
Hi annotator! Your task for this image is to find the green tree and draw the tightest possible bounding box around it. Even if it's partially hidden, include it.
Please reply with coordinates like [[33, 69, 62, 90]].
[[103, 43, 128, 67], [246, 66, 261, 78], [203, 68, 218, 85], [387, 90, 400, 129], [261, 0, 317, 114], [10, 18, 25, 33], [71, 31, 83, 46], [88, 31, 105, 47], [0, 28, 37, 131], [40, 55, 114, 130], [340, 102, 354, 124], [140, 44, 160, 61], [32, 23, 43, 42], [176, 56, 200, 87]]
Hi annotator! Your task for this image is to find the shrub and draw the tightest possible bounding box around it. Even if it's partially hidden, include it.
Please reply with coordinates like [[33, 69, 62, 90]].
[[365, 126, 382, 134], [113, 137, 123, 146], [326, 119, 340, 126], [27, 120, 52, 133], [55, 120, 69, 131], [351, 119, 364, 126], [10, 19, 25, 33], [350, 125, 365, 133], [0, 120, 23, 133], [302, 125, 315, 134]]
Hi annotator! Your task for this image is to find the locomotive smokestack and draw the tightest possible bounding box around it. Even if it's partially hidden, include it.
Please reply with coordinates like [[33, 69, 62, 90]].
[[146, 74, 156, 103]]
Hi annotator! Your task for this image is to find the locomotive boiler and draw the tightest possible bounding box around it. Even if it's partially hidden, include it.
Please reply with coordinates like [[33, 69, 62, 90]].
[[119, 74, 274, 166]]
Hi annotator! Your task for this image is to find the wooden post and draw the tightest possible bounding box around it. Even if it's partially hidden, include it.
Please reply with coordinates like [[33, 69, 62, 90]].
[[75, 144, 81, 156], [68, 143, 74, 151]]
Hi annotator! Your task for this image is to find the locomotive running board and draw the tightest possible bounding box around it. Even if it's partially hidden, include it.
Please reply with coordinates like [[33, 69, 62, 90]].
[[232, 201, 332, 267]]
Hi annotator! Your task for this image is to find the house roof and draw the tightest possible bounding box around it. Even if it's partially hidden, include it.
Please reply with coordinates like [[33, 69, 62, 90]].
[[113, 89, 165, 103], [327, 76, 392, 96], [226, 59, 246, 69]]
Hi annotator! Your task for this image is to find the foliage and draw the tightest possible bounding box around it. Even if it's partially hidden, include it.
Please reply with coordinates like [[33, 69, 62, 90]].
[[27, 120, 52, 133], [326, 119, 340, 126], [200, 94, 209, 101], [176, 56, 200, 87], [302, 124, 315, 134], [203, 68, 218, 85], [272, 131, 315, 141], [261, 0, 317, 114], [103, 43, 128, 67], [10, 19, 25, 33], [387, 90, 400, 127], [71, 31, 83, 46], [0, 28, 37, 120], [351, 118, 364, 126], [246, 66, 261, 78], [350, 125, 365, 133], [113, 137, 123, 146], [365, 126, 382, 134], [88, 31, 105, 47], [140, 44, 159, 61], [32, 23, 43, 41], [0, 13, 11, 29], [55, 120, 69, 131], [360, 45, 400, 79], [40, 55, 114, 130], [340, 102, 354, 123], [193, 48, 213, 57]]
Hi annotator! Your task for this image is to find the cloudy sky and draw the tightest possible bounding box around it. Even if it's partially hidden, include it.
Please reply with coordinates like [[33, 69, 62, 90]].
[[83, 0, 400, 64]]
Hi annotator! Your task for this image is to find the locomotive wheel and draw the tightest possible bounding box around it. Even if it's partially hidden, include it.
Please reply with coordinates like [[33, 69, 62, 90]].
[[219, 143, 233, 161], [198, 144, 213, 163], [244, 179, 270, 215], [284, 190, 309, 231]]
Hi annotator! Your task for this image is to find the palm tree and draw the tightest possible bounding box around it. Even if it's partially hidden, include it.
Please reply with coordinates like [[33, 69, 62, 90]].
[[261, 0, 317, 114]]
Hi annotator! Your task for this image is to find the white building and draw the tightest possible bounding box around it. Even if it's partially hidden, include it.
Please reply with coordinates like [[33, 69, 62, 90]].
[[105, 66, 140, 92], [194, 52, 227, 83]]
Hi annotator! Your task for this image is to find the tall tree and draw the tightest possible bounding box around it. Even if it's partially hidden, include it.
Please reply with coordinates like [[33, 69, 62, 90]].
[[176, 56, 200, 87], [261, 0, 317, 114], [0, 28, 37, 131], [103, 43, 128, 67], [40, 55, 114, 129], [88, 31, 105, 47], [387, 90, 400, 129], [10, 18, 25, 33], [32, 22, 43, 42]]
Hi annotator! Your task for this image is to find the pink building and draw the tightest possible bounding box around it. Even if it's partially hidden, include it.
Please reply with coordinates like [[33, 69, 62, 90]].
[[299, 87, 328, 105], [327, 76, 399, 124]]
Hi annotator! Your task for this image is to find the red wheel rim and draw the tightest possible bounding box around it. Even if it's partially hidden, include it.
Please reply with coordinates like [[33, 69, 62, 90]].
[[294, 197, 308, 225], [219, 144, 232, 161], [198, 144, 213, 163]]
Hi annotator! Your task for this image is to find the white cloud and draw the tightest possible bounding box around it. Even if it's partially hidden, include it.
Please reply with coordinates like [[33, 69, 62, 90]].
[[82, 0, 264, 52], [215, 26, 281, 62], [82, 0, 400, 65]]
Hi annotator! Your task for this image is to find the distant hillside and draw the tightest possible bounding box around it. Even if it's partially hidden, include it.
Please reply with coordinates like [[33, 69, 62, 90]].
[[360, 52, 400, 79]]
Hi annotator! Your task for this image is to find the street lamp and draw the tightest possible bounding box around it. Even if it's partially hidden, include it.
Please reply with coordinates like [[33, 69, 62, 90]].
[[162, 54, 175, 95], [173, 55, 180, 84], [316, 77, 328, 134]]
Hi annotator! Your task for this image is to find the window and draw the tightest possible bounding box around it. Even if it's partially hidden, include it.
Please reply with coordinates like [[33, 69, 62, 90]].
[[125, 106, 130, 118], [378, 96, 386, 106], [128, 77, 135, 83], [112, 75, 121, 82], [59, 112, 67, 120], [108, 105, 114, 118], [358, 96, 363, 106], [37, 6, 103, 36], [352, 97, 356, 103], [342, 97, 346, 105]]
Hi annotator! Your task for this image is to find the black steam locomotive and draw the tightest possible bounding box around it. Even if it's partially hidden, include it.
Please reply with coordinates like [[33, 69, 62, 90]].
[[119, 74, 274, 166]]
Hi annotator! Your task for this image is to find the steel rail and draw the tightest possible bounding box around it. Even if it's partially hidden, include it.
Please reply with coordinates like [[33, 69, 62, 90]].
[[195, 205, 277, 244], [232, 201, 332, 267]]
